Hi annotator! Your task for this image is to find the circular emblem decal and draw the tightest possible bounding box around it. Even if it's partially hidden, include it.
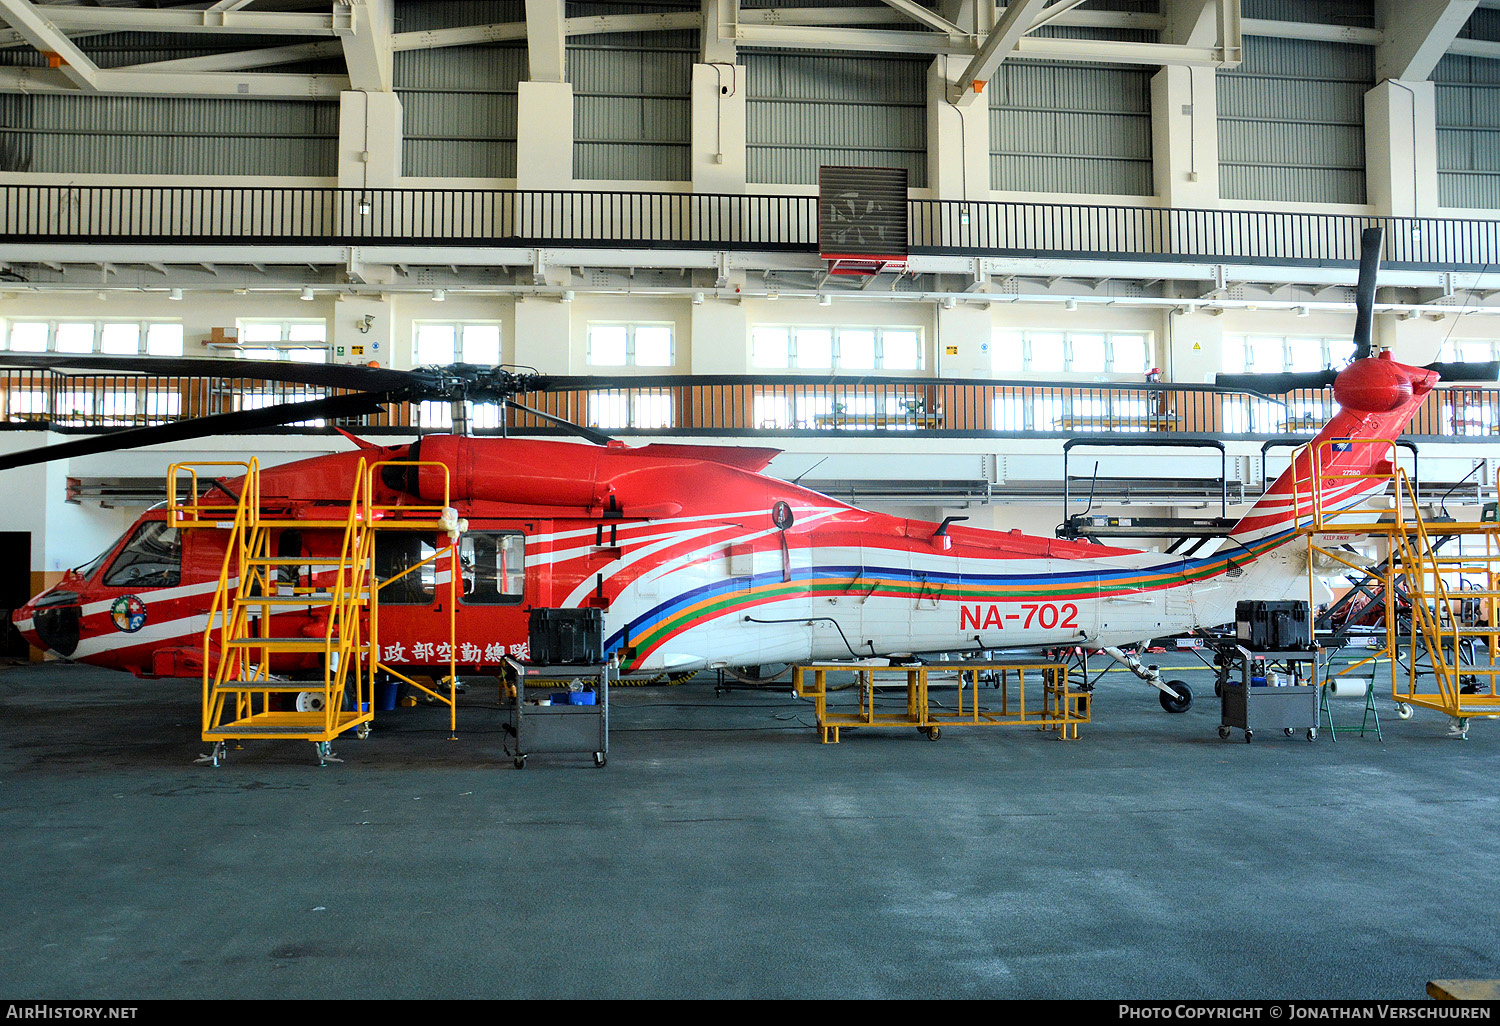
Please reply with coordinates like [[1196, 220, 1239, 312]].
[[110, 595, 148, 634], [771, 501, 794, 530]]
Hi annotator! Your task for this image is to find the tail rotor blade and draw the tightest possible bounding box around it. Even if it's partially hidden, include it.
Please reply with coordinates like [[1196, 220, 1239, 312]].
[[1423, 360, 1500, 383], [1352, 225, 1384, 362], [1214, 370, 1338, 394]]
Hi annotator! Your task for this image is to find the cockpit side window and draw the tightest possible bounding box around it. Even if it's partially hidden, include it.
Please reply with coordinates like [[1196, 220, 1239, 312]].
[[103, 522, 182, 588]]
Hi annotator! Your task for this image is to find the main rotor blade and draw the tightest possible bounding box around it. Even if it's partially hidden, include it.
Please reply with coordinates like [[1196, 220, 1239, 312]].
[[0, 353, 419, 392], [503, 399, 616, 446], [0, 391, 394, 472], [1213, 370, 1339, 394], [1351, 225, 1384, 362]]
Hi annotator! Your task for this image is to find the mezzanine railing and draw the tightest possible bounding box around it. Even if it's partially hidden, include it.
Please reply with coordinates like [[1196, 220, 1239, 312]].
[[1, 186, 1497, 270], [4, 370, 1499, 442]]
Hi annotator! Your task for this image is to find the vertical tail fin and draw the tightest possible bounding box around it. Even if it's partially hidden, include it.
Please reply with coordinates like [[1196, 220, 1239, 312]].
[[1227, 354, 1437, 547]]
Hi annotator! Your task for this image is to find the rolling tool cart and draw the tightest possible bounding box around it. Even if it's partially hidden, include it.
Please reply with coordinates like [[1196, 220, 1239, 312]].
[[502, 657, 610, 768], [1218, 645, 1323, 743]]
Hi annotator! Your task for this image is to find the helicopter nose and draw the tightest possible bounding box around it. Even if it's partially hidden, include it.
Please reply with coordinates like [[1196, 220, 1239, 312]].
[[22, 590, 81, 657]]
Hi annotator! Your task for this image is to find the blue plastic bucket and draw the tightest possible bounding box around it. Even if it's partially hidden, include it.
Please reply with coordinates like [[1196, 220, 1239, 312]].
[[376, 681, 399, 711]]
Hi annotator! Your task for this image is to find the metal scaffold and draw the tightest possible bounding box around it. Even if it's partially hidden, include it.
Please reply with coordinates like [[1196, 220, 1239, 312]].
[[169, 459, 458, 766], [1297, 440, 1500, 739]]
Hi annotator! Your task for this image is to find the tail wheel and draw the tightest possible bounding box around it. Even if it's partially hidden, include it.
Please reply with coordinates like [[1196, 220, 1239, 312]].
[[1158, 679, 1192, 714]]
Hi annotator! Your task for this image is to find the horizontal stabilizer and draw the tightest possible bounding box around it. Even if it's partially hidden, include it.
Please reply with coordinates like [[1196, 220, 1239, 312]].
[[629, 444, 781, 473]]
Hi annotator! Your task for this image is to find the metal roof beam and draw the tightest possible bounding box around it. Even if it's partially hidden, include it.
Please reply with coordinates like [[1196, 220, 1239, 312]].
[[873, 0, 966, 35], [736, 23, 1222, 65], [947, 0, 1048, 105], [124, 40, 343, 74], [17, 7, 339, 36], [1376, 0, 1479, 81], [0, 0, 98, 90], [0, 65, 348, 98], [339, 0, 393, 92]]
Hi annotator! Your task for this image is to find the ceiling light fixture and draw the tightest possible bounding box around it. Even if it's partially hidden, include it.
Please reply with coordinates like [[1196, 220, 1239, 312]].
[[431, 289, 446, 302], [818, 294, 832, 307], [1063, 298, 1078, 311], [300, 286, 314, 301], [168, 287, 183, 301]]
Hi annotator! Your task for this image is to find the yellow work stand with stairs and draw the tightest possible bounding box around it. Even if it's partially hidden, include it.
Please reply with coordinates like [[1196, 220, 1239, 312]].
[[1295, 439, 1500, 739], [169, 458, 460, 766]]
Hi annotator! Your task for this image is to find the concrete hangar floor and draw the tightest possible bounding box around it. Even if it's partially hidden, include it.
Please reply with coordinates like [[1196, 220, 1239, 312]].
[[0, 656, 1493, 1001]]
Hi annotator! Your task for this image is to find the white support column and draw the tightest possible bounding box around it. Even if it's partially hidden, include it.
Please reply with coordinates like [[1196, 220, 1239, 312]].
[[690, 293, 748, 373], [331, 294, 396, 367], [513, 296, 573, 373], [525, 0, 566, 83], [934, 302, 994, 377], [515, 81, 575, 190], [1365, 80, 1439, 218], [1167, 308, 1225, 384], [927, 55, 991, 203], [1151, 64, 1219, 208], [691, 63, 746, 192], [338, 90, 402, 188]]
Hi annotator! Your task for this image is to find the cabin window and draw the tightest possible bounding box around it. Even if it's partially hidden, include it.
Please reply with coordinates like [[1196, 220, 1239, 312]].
[[459, 533, 526, 604], [375, 534, 437, 605], [103, 522, 181, 588]]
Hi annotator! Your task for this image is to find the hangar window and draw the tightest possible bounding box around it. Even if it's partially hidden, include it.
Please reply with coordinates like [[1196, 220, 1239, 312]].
[[751, 326, 925, 371], [1221, 335, 1355, 375], [991, 330, 1152, 376], [587, 323, 674, 368], [0, 319, 183, 356], [413, 322, 501, 366], [1438, 338, 1498, 365], [587, 391, 673, 430], [104, 522, 181, 588]]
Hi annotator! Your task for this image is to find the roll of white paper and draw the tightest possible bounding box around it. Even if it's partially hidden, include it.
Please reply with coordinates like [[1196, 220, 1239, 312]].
[[1326, 678, 1370, 698]]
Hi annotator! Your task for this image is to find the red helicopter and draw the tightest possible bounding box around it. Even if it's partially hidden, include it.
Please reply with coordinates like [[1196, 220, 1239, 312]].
[[0, 230, 1478, 712]]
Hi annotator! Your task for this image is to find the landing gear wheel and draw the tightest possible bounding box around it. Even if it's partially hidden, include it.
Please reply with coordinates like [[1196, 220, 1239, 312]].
[[513, 756, 526, 770], [295, 691, 325, 714], [1158, 679, 1193, 714], [594, 752, 606, 768], [1218, 726, 1231, 740], [1244, 729, 1254, 743], [1307, 728, 1318, 742], [1395, 703, 1414, 720]]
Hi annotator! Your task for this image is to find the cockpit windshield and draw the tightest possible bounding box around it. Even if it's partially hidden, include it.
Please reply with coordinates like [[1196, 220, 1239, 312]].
[[74, 528, 131, 580], [102, 522, 182, 588]]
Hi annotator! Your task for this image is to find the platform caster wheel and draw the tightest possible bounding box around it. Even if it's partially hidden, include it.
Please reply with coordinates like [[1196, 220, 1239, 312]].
[[926, 726, 941, 741], [1218, 726, 1231, 740], [594, 752, 606, 768], [1395, 703, 1414, 720], [1244, 729, 1254, 743], [1284, 727, 1296, 737], [1159, 679, 1192, 714], [513, 756, 526, 770], [1307, 728, 1318, 742], [355, 724, 371, 740]]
